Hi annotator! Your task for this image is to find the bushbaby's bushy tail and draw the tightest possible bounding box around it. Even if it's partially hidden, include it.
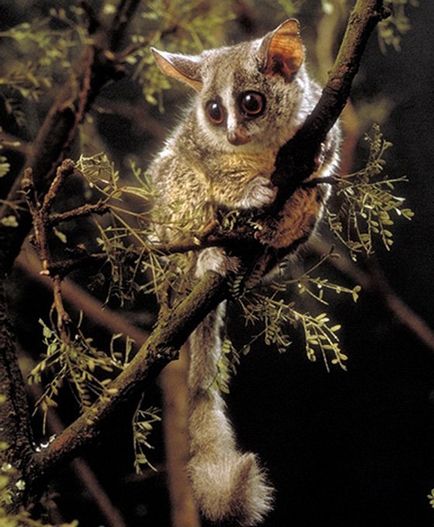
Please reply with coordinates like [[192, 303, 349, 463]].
[[187, 305, 273, 526]]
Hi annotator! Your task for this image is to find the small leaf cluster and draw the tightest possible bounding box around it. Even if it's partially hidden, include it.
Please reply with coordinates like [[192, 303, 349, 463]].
[[327, 124, 414, 259], [427, 488, 434, 509], [275, 0, 305, 17], [292, 310, 347, 371], [229, 251, 358, 370], [211, 338, 242, 394], [132, 400, 161, 473], [240, 292, 293, 354], [378, 0, 419, 52], [0, 155, 10, 179], [28, 317, 118, 424], [237, 264, 353, 371], [0, 7, 87, 102], [272, 250, 361, 305], [78, 153, 155, 304]]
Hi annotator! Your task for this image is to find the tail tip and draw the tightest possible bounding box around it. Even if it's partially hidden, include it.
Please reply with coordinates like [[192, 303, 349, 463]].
[[189, 452, 274, 526]]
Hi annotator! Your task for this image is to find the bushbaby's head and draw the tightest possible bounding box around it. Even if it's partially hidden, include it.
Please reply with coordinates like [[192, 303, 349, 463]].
[[152, 19, 307, 152]]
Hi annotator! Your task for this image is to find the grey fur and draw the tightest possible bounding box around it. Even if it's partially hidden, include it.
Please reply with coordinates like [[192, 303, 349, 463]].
[[149, 20, 340, 526]]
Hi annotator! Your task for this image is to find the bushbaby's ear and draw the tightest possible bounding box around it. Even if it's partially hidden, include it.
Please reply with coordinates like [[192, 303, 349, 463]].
[[151, 48, 203, 92], [257, 19, 304, 81]]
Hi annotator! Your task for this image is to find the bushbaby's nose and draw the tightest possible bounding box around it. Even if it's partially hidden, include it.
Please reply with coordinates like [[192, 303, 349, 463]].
[[227, 127, 250, 146]]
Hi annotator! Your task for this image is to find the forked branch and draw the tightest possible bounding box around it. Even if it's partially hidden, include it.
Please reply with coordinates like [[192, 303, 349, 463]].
[[27, 0, 389, 484]]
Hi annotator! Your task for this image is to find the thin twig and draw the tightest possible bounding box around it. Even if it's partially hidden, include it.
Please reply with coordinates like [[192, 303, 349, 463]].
[[41, 160, 75, 214], [48, 201, 110, 226], [44, 253, 107, 278], [22, 163, 74, 338], [17, 247, 149, 346], [371, 263, 434, 352], [0, 131, 33, 157]]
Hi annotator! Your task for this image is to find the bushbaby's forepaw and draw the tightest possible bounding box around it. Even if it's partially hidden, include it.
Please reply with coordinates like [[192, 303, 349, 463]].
[[238, 176, 277, 210], [196, 247, 240, 277]]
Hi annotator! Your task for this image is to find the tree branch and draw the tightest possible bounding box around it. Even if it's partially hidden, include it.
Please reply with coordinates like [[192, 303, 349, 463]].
[[16, 247, 149, 346], [28, 271, 227, 485], [0, 279, 34, 511], [24, 0, 388, 485], [270, 0, 389, 209], [0, 0, 142, 275], [0, 0, 146, 507]]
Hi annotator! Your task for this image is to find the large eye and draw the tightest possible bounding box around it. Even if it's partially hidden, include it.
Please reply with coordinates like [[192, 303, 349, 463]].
[[205, 100, 225, 125], [239, 91, 265, 118]]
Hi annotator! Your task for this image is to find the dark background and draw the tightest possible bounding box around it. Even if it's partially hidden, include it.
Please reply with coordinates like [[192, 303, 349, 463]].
[[1, 1, 434, 526], [232, 3, 434, 526]]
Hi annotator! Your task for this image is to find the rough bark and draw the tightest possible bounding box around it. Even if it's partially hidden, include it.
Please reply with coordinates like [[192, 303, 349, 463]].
[[0, 277, 33, 508]]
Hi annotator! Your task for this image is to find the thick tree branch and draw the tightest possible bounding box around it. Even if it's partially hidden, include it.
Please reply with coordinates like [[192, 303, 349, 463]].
[[0, 281, 33, 476], [270, 0, 389, 209], [24, 0, 388, 485], [28, 271, 226, 485]]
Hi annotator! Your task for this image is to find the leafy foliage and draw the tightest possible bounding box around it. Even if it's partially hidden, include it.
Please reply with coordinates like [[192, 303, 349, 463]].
[[237, 261, 354, 372], [275, 0, 305, 17], [327, 124, 413, 259], [28, 317, 117, 427], [211, 337, 242, 394], [77, 153, 196, 306], [0, 155, 10, 178], [128, 0, 235, 105], [75, 149, 358, 381], [132, 399, 161, 473], [74, 124, 407, 381], [0, 7, 87, 102], [0, 0, 235, 130], [427, 488, 434, 509], [378, 0, 419, 52]]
